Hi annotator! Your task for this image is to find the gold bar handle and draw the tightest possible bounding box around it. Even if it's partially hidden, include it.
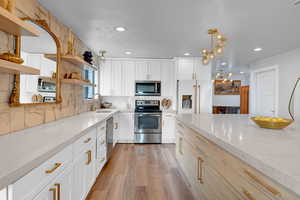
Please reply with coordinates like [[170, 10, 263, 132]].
[[242, 188, 256, 200], [179, 137, 183, 155], [197, 157, 204, 184], [49, 187, 57, 200], [86, 150, 92, 165], [45, 163, 62, 174], [55, 184, 61, 200], [84, 138, 91, 143], [244, 169, 280, 196]]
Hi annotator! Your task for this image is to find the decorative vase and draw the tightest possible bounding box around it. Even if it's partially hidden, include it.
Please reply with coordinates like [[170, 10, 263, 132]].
[[7, 0, 15, 13], [0, 0, 8, 10]]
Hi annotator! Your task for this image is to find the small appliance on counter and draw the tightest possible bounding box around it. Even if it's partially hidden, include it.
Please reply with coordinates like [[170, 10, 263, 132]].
[[135, 81, 161, 96], [134, 100, 162, 144]]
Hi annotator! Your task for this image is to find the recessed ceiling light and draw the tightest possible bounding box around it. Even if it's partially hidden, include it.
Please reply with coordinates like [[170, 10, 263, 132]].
[[125, 51, 132, 55], [115, 27, 126, 32], [253, 47, 263, 52], [221, 62, 227, 66], [184, 53, 191, 56]]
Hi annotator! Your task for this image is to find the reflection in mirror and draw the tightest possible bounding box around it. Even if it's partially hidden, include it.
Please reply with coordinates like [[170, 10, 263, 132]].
[[20, 21, 57, 104]]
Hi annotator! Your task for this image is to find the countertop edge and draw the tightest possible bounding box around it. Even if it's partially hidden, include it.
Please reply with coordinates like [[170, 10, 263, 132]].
[[175, 116, 300, 197], [0, 110, 119, 189]]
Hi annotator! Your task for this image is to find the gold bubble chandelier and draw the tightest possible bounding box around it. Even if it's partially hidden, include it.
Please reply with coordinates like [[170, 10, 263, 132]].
[[202, 29, 227, 65]]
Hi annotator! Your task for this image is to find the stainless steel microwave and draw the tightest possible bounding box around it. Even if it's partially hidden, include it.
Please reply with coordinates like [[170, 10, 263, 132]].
[[135, 81, 161, 96]]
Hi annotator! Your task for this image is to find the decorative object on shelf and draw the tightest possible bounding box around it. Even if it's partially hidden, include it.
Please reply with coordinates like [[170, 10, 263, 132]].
[[66, 29, 75, 55], [68, 72, 81, 80], [9, 74, 20, 106], [201, 29, 227, 65], [214, 80, 241, 95], [99, 50, 106, 61], [0, 52, 23, 64], [251, 117, 293, 129], [162, 98, 172, 109], [101, 102, 112, 109], [83, 51, 93, 65]]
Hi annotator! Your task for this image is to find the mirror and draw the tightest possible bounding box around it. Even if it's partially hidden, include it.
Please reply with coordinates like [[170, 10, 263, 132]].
[[10, 19, 61, 106]]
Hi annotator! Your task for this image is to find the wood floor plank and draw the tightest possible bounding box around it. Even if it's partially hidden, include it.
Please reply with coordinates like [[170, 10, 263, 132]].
[[86, 144, 195, 200]]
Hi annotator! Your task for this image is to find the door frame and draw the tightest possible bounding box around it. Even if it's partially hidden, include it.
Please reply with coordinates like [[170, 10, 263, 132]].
[[250, 65, 279, 116]]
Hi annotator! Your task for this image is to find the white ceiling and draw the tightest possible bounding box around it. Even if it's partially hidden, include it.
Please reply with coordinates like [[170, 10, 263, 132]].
[[39, 0, 300, 70]]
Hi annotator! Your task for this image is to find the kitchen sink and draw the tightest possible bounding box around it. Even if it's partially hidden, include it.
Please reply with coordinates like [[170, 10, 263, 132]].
[[96, 110, 113, 113]]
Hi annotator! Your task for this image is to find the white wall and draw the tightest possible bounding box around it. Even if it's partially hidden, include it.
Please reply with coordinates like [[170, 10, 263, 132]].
[[250, 48, 300, 119]]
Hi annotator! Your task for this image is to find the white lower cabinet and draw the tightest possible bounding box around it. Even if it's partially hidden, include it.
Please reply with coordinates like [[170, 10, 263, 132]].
[[72, 131, 96, 200], [117, 113, 134, 143], [162, 113, 176, 143], [33, 165, 73, 200]]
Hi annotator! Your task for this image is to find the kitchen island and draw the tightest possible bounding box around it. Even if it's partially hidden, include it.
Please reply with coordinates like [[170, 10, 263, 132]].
[[176, 114, 300, 199]]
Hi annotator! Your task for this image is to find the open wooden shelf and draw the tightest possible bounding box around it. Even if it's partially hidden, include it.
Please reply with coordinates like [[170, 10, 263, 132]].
[[45, 54, 97, 71], [61, 79, 95, 86], [0, 59, 40, 75], [0, 7, 39, 36]]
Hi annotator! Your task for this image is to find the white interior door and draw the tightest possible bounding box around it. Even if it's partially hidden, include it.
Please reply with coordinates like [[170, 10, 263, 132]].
[[254, 68, 277, 117]]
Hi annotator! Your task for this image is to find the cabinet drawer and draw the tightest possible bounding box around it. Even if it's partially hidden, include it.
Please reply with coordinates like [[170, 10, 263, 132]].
[[11, 145, 72, 200], [97, 122, 106, 139], [74, 128, 96, 155]]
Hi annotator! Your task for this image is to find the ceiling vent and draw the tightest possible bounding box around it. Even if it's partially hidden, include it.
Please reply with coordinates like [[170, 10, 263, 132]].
[[294, 0, 300, 6]]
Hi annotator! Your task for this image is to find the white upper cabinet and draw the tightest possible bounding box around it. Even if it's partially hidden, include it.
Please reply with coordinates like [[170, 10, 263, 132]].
[[122, 61, 135, 96], [176, 58, 195, 80], [148, 60, 161, 80], [135, 61, 148, 80], [111, 61, 123, 96], [100, 60, 112, 96], [161, 60, 175, 97]]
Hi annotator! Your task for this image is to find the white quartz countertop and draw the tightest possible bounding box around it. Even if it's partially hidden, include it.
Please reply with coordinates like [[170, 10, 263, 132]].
[[176, 114, 300, 197], [0, 110, 119, 189]]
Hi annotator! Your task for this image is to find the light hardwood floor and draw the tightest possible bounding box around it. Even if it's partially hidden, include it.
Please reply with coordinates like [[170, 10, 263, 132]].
[[87, 144, 195, 200]]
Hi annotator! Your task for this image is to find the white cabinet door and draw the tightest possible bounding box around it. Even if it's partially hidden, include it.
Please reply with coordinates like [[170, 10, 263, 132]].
[[111, 61, 123, 96], [177, 58, 195, 80], [148, 60, 161, 80], [100, 60, 112, 96], [34, 166, 73, 200], [135, 61, 148, 80], [118, 113, 134, 143], [161, 60, 175, 97], [72, 152, 86, 200], [41, 55, 56, 77], [122, 61, 135, 96], [85, 144, 96, 194], [162, 113, 176, 143]]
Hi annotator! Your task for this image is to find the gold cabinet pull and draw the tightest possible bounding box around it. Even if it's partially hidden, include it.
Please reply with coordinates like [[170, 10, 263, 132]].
[[179, 137, 183, 155], [45, 163, 62, 174], [84, 138, 92, 143], [55, 184, 61, 200], [243, 169, 280, 196], [100, 158, 105, 163], [86, 150, 92, 165], [49, 187, 58, 200], [197, 157, 204, 184], [242, 188, 256, 200]]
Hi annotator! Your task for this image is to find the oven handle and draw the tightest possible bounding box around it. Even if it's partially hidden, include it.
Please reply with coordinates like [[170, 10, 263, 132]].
[[135, 113, 162, 117]]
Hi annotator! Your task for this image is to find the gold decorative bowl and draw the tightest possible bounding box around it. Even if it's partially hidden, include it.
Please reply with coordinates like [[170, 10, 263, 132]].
[[251, 117, 294, 129]]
